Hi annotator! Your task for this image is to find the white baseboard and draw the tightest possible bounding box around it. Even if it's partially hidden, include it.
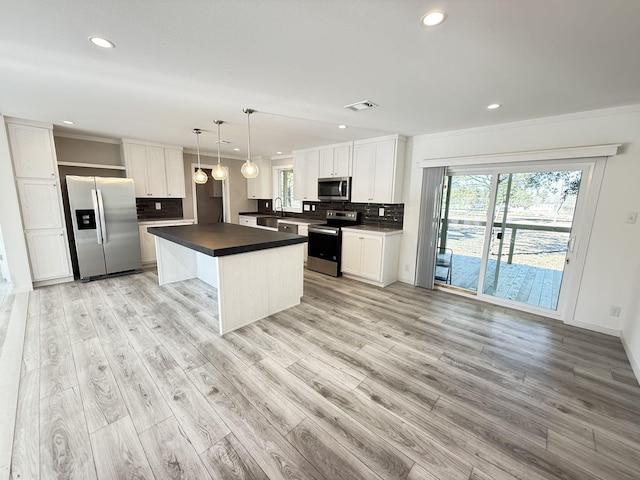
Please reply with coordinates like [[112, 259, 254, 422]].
[[621, 331, 640, 384], [0, 292, 29, 479], [563, 318, 621, 337], [9, 284, 33, 295]]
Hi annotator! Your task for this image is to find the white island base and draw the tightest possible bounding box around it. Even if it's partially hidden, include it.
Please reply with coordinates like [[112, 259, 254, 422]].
[[154, 236, 304, 334]]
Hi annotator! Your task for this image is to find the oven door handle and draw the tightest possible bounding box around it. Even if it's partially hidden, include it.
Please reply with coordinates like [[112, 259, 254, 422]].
[[309, 227, 339, 236]]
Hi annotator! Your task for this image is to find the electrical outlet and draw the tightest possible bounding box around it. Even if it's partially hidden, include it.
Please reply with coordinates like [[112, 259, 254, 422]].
[[378, 207, 385, 217], [155, 202, 161, 210], [303, 204, 310, 212], [625, 211, 638, 224], [610, 306, 621, 317], [266, 202, 270, 209], [311, 205, 316, 211]]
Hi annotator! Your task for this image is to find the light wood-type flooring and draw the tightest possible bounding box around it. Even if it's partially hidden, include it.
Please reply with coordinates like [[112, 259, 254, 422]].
[[10, 269, 640, 480]]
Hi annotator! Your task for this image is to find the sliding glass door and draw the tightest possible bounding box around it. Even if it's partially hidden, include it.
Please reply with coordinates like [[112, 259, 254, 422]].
[[436, 164, 588, 316]]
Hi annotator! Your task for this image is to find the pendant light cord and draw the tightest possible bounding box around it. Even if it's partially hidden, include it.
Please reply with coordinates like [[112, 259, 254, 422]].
[[216, 122, 222, 165], [246, 110, 251, 162], [194, 128, 202, 168]]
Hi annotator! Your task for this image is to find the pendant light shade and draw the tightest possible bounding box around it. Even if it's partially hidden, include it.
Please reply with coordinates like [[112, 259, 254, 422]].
[[211, 120, 228, 181], [241, 108, 259, 179], [192, 128, 208, 185]]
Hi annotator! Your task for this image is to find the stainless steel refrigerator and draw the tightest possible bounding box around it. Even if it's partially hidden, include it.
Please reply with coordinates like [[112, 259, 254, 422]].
[[66, 176, 142, 281]]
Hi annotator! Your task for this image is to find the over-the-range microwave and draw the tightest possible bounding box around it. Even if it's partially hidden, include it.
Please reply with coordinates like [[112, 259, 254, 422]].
[[318, 177, 351, 202]]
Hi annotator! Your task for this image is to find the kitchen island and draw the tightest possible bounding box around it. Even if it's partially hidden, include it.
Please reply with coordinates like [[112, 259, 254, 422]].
[[147, 223, 307, 335]]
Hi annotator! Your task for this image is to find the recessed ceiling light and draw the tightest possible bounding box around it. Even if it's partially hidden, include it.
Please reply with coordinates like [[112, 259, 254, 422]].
[[89, 37, 115, 49], [233, 148, 240, 151], [487, 103, 502, 110], [421, 10, 447, 27], [344, 101, 378, 111], [276, 151, 282, 155], [338, 124, 347, 129], [214, 140, 231, 145], [62, 120, 74, 125]]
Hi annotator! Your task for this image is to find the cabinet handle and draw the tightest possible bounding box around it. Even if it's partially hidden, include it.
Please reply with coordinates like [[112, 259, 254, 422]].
[[168, 193, 172, 196], [147, 193, 152, 196]]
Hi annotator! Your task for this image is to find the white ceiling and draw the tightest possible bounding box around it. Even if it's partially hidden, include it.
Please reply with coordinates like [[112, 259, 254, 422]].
[[1, 0, 640, 157]]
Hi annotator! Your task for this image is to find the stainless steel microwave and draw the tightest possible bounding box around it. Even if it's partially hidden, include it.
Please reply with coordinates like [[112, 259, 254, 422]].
[[318, 177, 351, 201]]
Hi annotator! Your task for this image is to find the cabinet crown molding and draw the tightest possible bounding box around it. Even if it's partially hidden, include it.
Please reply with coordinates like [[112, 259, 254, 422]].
[[121, 138, 183, 150]]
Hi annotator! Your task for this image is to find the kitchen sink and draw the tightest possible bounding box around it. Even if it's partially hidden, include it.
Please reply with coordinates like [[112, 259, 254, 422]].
[[256, 216, 279, 228]]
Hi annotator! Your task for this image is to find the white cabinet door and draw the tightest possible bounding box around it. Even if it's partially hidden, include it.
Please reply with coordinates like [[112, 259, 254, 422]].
[[17, 179, 63, 229], [360, 234, 384, 281], [305, 150, 319, 201], [7, 123, 57, 179], [147, 146, 167, 197], [293, 150, 319, 201], [164, 149, 185, 198], [138, 225, 156, 263], [352, 143, 376, 203], [246, 157, 272, 199], [126, 144, 150, 197], [341, 233, 362, 275], [318, 148, 335, 177], [334, 144, 352, 177], [370, 139, 396, 203], [26, 230, 71, 280]]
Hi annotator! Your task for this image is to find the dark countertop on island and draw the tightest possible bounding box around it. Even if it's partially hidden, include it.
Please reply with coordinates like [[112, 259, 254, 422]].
[[147, 223, 307, 257]]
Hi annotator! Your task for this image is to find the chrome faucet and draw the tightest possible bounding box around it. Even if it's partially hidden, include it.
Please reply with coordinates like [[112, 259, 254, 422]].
[[274, 196, 284, 217]]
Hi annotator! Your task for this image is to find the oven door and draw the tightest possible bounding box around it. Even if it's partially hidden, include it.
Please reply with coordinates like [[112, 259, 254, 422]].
[[307, 228, 342, 277]]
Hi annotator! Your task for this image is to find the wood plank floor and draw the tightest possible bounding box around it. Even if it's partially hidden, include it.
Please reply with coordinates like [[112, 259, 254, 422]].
[[10, 269, 640, 480]]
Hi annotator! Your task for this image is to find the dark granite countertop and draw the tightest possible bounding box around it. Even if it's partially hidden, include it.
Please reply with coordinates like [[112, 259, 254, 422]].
[[147, 223, 307, 257]]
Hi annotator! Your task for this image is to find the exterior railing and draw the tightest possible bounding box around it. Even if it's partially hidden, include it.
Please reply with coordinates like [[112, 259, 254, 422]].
[[441, 219, 571, 264]]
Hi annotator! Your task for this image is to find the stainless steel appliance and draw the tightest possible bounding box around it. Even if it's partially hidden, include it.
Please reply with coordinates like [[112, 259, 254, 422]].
[[278, 222, 298, 234], [307, 210, 359, 277], [66, 176, 142, 281], [318, 177, 351, 202]]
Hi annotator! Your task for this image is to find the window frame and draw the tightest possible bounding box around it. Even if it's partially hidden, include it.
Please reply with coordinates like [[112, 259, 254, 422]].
[[272, 164, 302, 213]]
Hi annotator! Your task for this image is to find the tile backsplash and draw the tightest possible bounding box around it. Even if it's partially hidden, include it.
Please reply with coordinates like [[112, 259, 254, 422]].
[[256, 199, 404, 229], [136, 198, 183, 220]]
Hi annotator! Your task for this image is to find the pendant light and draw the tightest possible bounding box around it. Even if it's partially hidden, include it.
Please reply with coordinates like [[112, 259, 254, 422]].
[[241, 108, 259, 179], [211, 120, 228, 181], [192, 128, 208, 185]]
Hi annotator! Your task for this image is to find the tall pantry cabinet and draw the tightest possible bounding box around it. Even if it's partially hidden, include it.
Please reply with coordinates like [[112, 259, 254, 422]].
[[6, 118, 73, 285]]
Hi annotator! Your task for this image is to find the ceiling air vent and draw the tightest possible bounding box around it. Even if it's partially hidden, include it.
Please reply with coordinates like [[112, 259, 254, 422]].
[[344, 100, 378, 111]]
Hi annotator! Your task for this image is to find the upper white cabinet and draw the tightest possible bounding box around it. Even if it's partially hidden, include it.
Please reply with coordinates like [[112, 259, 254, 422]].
[[292, 149, 320, 201], [122, 140, 185, 198], [318, 142, 352, 178], [6, 118, 73, 285], [352, 135, 406, 204], [164, 148, 186, 197], [7, 123, 57, 178], [246, 156, 272, 199]]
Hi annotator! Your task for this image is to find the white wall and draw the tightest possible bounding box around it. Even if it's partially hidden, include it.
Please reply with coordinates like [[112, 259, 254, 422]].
[[0, 116, 33, 293], [400, 106, 640, 336]]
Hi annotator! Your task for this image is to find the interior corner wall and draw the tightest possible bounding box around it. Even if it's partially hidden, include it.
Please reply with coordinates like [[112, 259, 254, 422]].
[[622, 259, 640, 381], [182, 153, 255, 224], [399, 107, 640, 335], [0, 116, 32, 293]]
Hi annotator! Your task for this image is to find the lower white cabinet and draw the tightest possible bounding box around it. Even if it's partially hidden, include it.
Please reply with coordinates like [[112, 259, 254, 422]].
[[138, 219, 194, 264], [341, 228, 402, 287], [26, 230, 72, 281], [238, 215, 258, 227]]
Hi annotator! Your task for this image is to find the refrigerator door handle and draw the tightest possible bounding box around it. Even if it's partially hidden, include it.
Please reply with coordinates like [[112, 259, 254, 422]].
[[91, 189, 103, 245], [96, 189, 108, 244]]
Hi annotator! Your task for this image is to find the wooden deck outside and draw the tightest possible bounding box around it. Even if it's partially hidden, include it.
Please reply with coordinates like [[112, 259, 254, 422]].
[[436, 254, 563, 310]]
